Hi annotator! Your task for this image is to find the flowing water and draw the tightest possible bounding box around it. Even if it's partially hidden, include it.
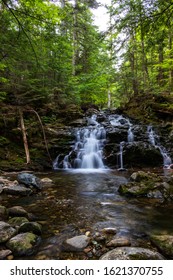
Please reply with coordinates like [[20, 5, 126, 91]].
[[2, 168, 173, 260], [2, 114, 173, 259], [53, 115, 106, 171], [147, 125, 172, 167]]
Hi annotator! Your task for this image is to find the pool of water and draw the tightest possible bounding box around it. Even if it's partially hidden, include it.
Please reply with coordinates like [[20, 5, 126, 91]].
[[2, 168, 173, 259]]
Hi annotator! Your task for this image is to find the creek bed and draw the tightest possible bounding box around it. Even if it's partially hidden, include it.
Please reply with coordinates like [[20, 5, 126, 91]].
[[2, 168, 173, 259]]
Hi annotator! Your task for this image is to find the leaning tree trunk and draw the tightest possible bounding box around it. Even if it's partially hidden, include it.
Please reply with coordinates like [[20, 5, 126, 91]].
[[19, 108, 30, 164]]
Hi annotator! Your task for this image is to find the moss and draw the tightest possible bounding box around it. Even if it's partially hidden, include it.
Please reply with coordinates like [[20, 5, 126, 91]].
[[6, 232, 40, 256], [0, 136, 10, 146]]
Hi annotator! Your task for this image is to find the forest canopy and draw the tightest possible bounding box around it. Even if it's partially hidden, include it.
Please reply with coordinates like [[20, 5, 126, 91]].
[[0, 0, 173, 109]]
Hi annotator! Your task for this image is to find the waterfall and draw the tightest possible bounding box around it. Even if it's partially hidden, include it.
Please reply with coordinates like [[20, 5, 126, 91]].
[[117, 141, 125, 171], [109, 115, 134, 170], [53, 115, 106, 170], [127, 124, 134, 142], [74, 126, 106, 169], [147, 125, 172, 168]]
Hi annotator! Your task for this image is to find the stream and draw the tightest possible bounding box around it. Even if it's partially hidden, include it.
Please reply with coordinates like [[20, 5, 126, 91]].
[[2, 168, 173, 259], [1, 113, 173, 259]]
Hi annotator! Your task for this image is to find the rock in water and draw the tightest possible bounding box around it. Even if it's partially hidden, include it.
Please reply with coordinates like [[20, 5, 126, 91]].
[[17, 173, 42, 190], [6, 232, 41, 256], [63, 235, 90, 251], [100, 247, 165, 260]]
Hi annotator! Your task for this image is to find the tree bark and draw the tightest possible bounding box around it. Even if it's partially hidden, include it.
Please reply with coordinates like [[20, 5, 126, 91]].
[[19, 108, 30, 164], [72, 0, 78, 76]]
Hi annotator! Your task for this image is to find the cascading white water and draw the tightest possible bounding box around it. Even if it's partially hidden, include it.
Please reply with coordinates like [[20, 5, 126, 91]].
[[74, 124, 106, 169], [53, 115, 106, 170], [109, 115, 134, 170], [147, 125, 172, 167], [127, 124, 134, 142], [117, 141, 125, 171]]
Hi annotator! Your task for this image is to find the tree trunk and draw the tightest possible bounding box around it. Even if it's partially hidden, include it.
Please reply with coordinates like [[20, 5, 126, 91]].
[[19, 108, 30, 164], [72, 0, 78, 76], [157, 37, 164, 86]]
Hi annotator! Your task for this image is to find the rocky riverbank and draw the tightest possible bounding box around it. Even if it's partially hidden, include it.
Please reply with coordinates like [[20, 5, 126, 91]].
[[1, 171, 173, 260]]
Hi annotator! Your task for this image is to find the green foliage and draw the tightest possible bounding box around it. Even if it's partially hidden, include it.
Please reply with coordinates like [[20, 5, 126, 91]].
[[108, 0, 173, 102], [0, 0, 111, 108], [0, 136, 10, 146]]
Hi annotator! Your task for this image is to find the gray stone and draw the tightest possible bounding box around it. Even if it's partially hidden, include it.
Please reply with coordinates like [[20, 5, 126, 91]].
[[3, 185, 32, 196], [100, 247, 165, 260], [17, 173, 42, 190], [0, 249, 12, 260], [8, 206, 28, 217], [64, 235, 90, 251], [0, 221, 16, 243]]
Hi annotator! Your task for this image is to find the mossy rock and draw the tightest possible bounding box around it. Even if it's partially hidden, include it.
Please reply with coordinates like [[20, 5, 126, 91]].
[[119, 182, 156, 196], [119, 171, 161, 197], [0, 205, 9, 221], [8, 217, 29, 228], [100, 247, 165, 260], [130, 171, 160, 183], [150, 235, 173, 259], [6, 232, 41, 256], [18, 222, 42, 235]]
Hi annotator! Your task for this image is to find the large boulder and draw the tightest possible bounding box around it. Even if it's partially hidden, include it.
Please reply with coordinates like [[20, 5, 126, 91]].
[[100, 247, 165, 260], [3, 185, 32, 196], [150, 235, 173, 259], [6, 232, 41, 256], [118, 171, 173, 200], [8, 206, 28, 217], [123, 142, 163, 167], [17, 173, 42, 190]]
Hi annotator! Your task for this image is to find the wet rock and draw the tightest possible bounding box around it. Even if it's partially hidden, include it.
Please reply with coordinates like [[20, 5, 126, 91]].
[[118, 171, 161, 197], [101, 227, 117, 234], [0, 221, 16, 243], [130, 171, 160, 182], [3, 185, 32, 196], [40, 178, 53, 185], [8, 206, 28, 217], [0, 176, 32, 196], [17, 173, 42, 190], [0, 205, 9, 221], [100, 247, 165, 260], [119, 183, 155, 197], [0, 249, 12, 260], [6, 232, 41, 256], [150, 235, 173, 259], [63, 235, 90, 252], [18, 222, 42, 235], [107, 128, 128, 143], [106, 237, 131, 248], [119, 171, 173, 200], [8, 217, 29, 228], [123, 142, 163, 167]]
